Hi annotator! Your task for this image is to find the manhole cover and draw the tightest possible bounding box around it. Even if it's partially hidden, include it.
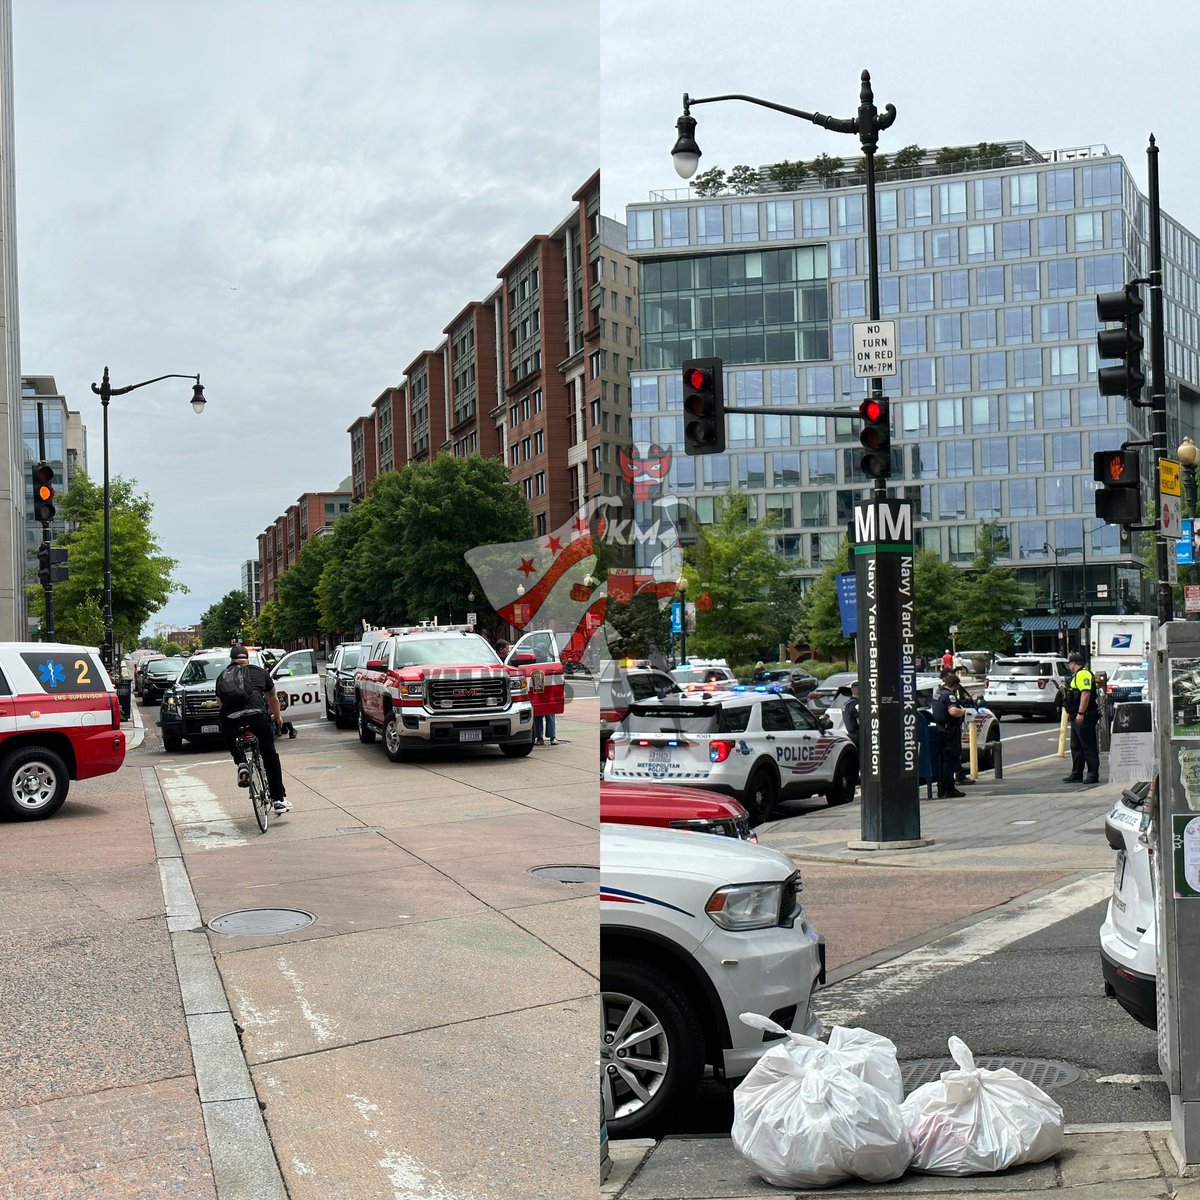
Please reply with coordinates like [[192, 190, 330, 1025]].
[[900, 1056, 1080, 1094], [208, 908, 316, 936], [528, 864, 600, 884]]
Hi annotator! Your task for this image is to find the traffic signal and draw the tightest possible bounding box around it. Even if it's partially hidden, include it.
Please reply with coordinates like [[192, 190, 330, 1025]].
[[1052, 592, 1061, 613], [1096, 283, 1145, 401], [681, 357, 725, 455], [31, 462, 55, 524], [1093, 448, 1142, 525], [858, 396, 891, 479], [36, 544, 67, 586]]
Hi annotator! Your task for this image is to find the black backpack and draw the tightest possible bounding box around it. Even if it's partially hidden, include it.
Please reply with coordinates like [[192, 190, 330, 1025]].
[[216, 663, 259, 711]]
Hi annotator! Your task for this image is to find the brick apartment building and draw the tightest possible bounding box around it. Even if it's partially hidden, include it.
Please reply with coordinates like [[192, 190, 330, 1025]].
[[257, 486, 352, 607]]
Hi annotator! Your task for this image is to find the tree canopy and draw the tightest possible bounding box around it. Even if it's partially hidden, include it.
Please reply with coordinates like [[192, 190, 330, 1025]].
[[199, 589, 252, 647]]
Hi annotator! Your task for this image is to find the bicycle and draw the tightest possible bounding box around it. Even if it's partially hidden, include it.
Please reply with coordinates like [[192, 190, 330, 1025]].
[[235, 725, 272, 833]]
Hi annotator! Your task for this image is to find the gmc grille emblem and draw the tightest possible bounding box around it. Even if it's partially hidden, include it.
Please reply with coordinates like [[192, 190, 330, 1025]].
[[451, 687, 482, 698]]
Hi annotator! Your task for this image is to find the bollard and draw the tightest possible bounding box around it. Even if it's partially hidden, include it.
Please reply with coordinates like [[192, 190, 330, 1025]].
[[1057, 708, 1069, 757], [992, 740, 1003, 779], [968, 719, 979, 781]]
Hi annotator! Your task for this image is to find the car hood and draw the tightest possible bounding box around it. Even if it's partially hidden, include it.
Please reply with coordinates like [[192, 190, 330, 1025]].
[[601, 823, 792, 884]]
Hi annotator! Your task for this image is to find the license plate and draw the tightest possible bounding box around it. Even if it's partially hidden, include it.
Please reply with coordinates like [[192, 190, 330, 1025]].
[[650, 749, 672, 763], [1114, 850, 1127, 894], [459, 729, 483, 742], [201, 724, 220, 734]]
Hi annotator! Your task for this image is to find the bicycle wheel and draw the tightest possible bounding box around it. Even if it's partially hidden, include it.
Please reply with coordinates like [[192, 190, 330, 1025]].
[[248, 747, 269, 833]]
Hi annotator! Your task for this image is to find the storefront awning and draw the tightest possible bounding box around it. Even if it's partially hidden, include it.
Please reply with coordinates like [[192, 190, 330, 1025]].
[[1017, 615, 1085, 632]]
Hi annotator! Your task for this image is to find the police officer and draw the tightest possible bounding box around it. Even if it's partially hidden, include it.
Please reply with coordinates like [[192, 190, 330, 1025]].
[[931, 672, 966, 798], [1063, 649, 1100, 784], [842, 681, 860, 747], [942, 668, 975, 786]]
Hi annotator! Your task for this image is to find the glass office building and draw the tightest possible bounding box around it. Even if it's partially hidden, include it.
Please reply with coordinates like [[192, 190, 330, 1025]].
[[627, 143, 1200, 638]]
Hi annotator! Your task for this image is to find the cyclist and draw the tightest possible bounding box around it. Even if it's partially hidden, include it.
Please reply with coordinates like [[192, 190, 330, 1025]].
[[216, 644, 292, 814]]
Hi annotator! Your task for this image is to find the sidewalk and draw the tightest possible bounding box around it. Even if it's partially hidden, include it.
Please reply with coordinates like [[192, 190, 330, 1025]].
[[604, 743, 1200, 1200]]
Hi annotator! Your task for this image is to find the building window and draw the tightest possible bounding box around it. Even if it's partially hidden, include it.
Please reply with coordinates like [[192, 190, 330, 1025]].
[[1002, 219, 1031, 258], [1009, 478, 1037, 516], [971, 394, 999, 431], [1011, 263, 1039, 300], [980, 437, 1008, 473], [1040, 302, 1070, 342], [975, 266, 1004, 305], [1050, 432, 1083, 470], [1047, 258, 1077, 297], [906, 273, 934, 311], [941, 269, 968, 308], [765, 200, 794, 239], [973, 481, 1001, 517], [937, 181, 967, 223], [1014, 435, 1045, 473], [1037, 216, 1068, 256], [877, 189, 897, 229], [969, 310, 997, 347], [835, 193, 864, 234], [696, 205, 724, 244], [935, 397, 964, 433], [932, 228, 959, 265], [974, 177, 1002, 218], [903, 186, 932, 226], [1008, 173, 1038, 214], [1004, 307, 1033, 345], [662, 207, 689, 246], [1045, 168, 1075, 210], [731, 203, 759, 241], [966, 223, 995, 262], [800, 197, 830, 237], [1074, 212, 1104, 251], [1006, 392, 1035, 429], [978, 351, 1006, 389], [1082, 163, 1122, 207]]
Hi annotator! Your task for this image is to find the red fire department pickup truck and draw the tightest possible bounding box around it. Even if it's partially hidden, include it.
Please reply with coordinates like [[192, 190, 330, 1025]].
[[353, 625, 540, 762]]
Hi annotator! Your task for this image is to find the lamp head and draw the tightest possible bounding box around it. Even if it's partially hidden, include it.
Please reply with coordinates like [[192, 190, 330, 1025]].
[[671, 110, 701, 180], [191, 380, 206, 414], [676, 575, 689, 593], [1179, 435, 1198, 467]]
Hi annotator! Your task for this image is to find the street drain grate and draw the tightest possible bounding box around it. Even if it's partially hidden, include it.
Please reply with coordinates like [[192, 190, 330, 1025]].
[[528, 864, 600, 884], [209, 908, 316, 936], [900, 1056, 1080, 1094]]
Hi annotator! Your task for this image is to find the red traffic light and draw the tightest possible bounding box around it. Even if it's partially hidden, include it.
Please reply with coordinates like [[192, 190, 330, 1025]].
[[685, 367, 709, 391], [859, 398, 884, 422]]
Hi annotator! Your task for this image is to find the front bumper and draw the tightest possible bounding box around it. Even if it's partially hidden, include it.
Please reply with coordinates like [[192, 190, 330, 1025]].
[[394, 700, 534, 744]]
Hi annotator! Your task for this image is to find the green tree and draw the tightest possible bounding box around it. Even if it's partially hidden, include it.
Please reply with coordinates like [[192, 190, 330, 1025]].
[[607, 589, 673, 662], [30, 470, 185, 650], [767, 159, 808, 191], [685, 493, 792, 664], [856, 152, 888, 174], [793, 541, 853, 661], [808, 153, 844, 185], [256, 599, 282, 646], [913, 547, 960, 657], [891, 143, 924, 170], [953, 520, 1031, 656], [317, 498, 377, 634], [199, 589, 252, 647], [276, 535, 334, 640], [935, 145, 973, 167], [691, 166, 727, 197], [974, 141, 1007, 166], [726, 164, 761, 194]]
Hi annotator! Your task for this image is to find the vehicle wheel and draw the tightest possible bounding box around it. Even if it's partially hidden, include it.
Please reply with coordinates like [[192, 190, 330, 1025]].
[[0, 745, 69, 820], [825, 751, 858, 806], [500, 736, 534, 757], [162, 733, 183, 752], [743, 764, 779, 825], [383, 711, 410, 762], [602, 958, 704, 1138], [334, 707, 354, 731], [357, 704, 376, 744], [324, 692, 336, 721]]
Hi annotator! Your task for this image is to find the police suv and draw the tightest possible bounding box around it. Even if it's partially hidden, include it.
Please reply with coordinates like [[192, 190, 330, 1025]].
[[604, 687, 859, 824]]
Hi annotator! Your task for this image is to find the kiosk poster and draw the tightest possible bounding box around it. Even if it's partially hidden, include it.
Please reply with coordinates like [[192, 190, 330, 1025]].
[[1169, 658, 1200, 736], [1173, 814, 1200, 899], [1108, 701, 1155, 783]]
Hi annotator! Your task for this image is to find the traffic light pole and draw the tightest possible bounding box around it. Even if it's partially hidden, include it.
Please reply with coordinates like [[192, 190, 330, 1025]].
[[35, 402, 55, 642], [1148, 136, 1172, 624]]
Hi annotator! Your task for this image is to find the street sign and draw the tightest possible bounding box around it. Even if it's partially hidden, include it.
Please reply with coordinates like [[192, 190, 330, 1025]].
[[466, 611, 477, 626], [1163, 492, 1182, 538], [1180, 520, 1195, 566], [948, 624, 959, 635], [835, 572, 857, 638], [851, 320, 898, 379], [1162, 458, 1182, 497], [1097, 583, 1110, 598], [1188, 585, 1200, 614], [670, 601, 682, 635]]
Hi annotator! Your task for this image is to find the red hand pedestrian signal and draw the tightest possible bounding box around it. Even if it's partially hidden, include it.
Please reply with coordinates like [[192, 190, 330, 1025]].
[[1093, 449, 1140, 525]]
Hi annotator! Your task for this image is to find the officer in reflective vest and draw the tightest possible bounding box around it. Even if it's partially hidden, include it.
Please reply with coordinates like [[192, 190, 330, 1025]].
[[1063, 649, 1100, 784]]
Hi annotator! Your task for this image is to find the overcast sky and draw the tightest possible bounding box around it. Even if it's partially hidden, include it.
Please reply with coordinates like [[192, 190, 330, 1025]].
[[601, 0, 1200, 235], [13, 0, 596, 631]]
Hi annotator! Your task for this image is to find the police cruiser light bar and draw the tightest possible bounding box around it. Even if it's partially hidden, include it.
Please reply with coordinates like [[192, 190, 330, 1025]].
[[391, 624, 476, 636]]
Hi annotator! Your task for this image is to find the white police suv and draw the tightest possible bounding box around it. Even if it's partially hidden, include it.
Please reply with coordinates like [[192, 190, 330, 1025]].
[[603, 687, 858, 824]]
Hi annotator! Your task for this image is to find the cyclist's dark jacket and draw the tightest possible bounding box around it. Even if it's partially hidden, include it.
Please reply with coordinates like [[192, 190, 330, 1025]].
[[216, 663, 275, 720]]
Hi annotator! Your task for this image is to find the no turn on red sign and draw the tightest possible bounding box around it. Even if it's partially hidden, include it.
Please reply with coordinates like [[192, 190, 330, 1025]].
[[852, 320, 898, 379]]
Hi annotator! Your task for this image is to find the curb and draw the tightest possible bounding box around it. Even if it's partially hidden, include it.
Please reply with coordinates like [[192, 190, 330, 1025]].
[[126, 694, 145, 750], [142, 766, 287, 1200]]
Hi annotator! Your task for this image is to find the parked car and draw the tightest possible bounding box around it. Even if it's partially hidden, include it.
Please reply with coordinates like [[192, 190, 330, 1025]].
[[601, 824, 824, 1135], [599, 662, 683, 761], [1099, 782, 1156, 1030], [1107, 663, 1149, 706], [158, 647, 268, 750], [670, 659, 738, 693], [324, 640, 367, 728], [744, 664, 818, 699], [139, 656, 185, 705], [981, 654, 1071, 720], [806, 671, 858, 714], [600, 780, 755, 841], [0, 641, 126, 819], [605, 689, 858, 823], [131, 651, 164, 697]]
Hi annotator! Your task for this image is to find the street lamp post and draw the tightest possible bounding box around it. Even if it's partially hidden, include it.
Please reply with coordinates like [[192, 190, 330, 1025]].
[[676, 575, 689, 666], [91, 366, 206, 673], [1043, 542, 1064, 655]]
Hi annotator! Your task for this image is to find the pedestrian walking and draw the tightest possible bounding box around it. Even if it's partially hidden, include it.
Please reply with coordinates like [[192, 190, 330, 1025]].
[[931, 672, 966, 798], [941, 648, 954, 672], [1063, 650, 1100, 784]]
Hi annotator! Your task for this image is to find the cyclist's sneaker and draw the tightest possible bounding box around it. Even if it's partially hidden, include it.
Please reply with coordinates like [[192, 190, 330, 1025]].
[[272, 798, 293, 814], [237, 764, 250, 788]]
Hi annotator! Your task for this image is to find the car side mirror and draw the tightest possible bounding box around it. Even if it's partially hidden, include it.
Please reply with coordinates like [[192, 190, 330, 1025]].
[[366, 659, 386, 671], [511, 651, 537, 666], [819, 715, 833, 730]]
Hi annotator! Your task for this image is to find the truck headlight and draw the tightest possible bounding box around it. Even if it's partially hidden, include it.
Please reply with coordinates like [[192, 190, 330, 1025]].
[[510, 675, 529, 695], [705, 881, 786, 930], [398, 681, 424, 699]]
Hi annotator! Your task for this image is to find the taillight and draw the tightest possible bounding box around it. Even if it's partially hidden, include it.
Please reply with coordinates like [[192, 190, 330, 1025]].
[[1107, 684, 1114, 695], [600, 708, 626, 724], [710, 740, 734, 763], [606, 740, 616, 760], [109, 692, 121, 729], [1038, 678, 1048, 690]]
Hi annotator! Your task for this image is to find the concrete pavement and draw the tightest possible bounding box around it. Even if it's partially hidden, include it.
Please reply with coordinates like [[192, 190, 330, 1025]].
[[604, 734, 1200, 1199]]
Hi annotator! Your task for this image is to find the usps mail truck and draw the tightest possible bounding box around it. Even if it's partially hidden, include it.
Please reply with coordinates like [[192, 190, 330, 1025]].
[[1090, 614, 1156, 680]]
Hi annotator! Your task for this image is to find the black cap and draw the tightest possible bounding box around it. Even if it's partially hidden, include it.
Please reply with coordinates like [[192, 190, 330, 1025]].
[[230, 644, 250, 661], [1068, 650, 1084, 663]]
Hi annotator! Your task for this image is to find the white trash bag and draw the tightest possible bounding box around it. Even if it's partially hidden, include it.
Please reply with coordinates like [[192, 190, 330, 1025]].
[[739, 1013, 904, 1101], [732, 1041, 912, 1188], [901, 1036, 1065, 1175]]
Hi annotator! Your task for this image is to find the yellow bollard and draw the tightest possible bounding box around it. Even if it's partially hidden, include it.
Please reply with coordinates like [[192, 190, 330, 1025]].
[[968, 718, 979, 781], [1057, 708, 1070, 757]]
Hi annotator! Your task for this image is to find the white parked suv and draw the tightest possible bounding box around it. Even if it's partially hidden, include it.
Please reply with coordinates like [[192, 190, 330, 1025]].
[[601, 823, 825, 1136], [982, 653, 1071, 720], [604, 689, 858, 824]]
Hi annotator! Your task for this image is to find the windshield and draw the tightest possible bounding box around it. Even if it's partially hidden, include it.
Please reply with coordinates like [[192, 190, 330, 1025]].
[[341, 646, 363, 671], [397, 636, 499, 667], [178, 658, 231, 685], [1112, 668, 1147, 684], [146, 659, 184, 677], [626, 702, 750, 735], [991, 662, 1054, 678]]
